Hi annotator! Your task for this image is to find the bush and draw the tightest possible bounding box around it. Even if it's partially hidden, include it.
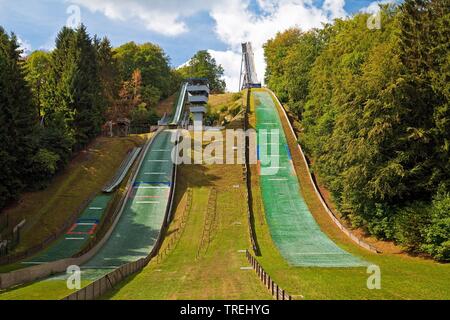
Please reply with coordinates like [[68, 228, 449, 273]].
[[365, 204, 396, 240], [394, 203, 431, 253], [421, 189, 450, 261], [30, 149, 60, 189]]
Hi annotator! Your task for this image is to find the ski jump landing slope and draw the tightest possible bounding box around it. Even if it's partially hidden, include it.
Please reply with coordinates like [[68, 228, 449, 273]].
[[254, 90, 366, 268], [80, 130, 175, 279]]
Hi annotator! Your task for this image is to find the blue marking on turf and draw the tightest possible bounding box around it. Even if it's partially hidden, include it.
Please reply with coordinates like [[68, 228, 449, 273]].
[[285, 144, 292, 160], [77, 219, 100, 224]]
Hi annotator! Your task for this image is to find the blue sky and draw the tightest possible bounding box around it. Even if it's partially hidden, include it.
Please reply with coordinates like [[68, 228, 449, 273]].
[[0, 0, 399, 90]]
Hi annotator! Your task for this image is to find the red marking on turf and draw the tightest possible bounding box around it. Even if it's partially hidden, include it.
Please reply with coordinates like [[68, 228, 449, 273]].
[[67, 223, 98, 236], [66, 224, 78, 235], [88, 224, 98, 235]]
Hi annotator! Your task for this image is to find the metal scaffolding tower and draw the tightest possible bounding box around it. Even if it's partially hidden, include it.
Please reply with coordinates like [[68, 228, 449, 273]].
[[239, 42, 262, 90]]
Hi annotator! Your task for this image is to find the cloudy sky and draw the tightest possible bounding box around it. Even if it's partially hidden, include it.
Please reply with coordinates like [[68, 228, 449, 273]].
[[0, 0, 398, 91]]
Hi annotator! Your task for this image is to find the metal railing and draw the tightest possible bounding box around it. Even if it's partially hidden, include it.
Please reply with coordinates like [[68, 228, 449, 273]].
[[103, 147, 142, 193], [171, 83, 188, 125]]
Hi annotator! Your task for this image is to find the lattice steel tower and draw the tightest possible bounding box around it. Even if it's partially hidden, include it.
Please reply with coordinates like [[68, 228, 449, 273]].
[[239, 42, 262, 90]]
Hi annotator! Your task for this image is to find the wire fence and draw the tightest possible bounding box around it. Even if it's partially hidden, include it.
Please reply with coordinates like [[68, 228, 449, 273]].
[[246, 250, 293, 301], [156, 188, 192, 264], [65, 258, 149, 300], [197, 188, 217, 259]]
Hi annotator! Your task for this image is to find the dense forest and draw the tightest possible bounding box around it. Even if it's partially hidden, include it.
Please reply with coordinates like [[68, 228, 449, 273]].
[[0, 24, 180, 210], [0, 23, 228, 213], [264, 0, 449, 261]]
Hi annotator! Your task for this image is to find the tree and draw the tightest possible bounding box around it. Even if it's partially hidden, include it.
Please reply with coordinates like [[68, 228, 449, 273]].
[[94, 37, 119, 115], [24, 50, 52, 121], [114, 42, 176, 102], [47, 25, 103, 149], [264, 28, 302, 102], [108, 69, 143, 120], [263, 1, 450, 259], [0, 27, 39, 207], [71, 25, 103, 147], [265, 28, 327, 119], [179, 50, 226, 93]]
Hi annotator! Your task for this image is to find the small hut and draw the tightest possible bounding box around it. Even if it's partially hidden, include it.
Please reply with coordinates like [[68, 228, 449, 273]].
[[102, 118, 131, 137]]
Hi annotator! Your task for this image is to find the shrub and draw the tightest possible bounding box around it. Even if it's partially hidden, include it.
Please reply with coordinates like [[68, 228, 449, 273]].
[[30, 149, 61, 189], [421, 189, 450, 261], [394, 203, 431, 253]]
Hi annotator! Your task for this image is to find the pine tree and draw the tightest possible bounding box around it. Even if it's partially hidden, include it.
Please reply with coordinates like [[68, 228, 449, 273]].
[[70, 25, 102, 148], [95, 36, 118, 114], [0, 27, 38, 208], [24, 50, 52, 122], [48, 25, 102, 150]]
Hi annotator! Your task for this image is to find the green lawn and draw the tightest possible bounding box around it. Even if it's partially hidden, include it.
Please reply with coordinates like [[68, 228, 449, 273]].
[[248, 88, 450, 300], [0, 279, 91, 301], [105, 162, 271, 299]]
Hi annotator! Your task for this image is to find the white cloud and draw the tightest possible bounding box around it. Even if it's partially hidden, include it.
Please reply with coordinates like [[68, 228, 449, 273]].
[[323, 0, 347, 19], [208, 49, 242, 92], [70, 0, 214, 36], [71, 0, 349, 90], [209, 0, 344, 90], [360, 0, 397, 14], [17, 37, 32, 56]]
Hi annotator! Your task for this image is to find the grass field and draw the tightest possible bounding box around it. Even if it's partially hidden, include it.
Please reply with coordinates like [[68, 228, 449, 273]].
[[0, 279, 91, 301], [105, 111, 271, 300], [105, 163, 271, 300], [248, 88, 450, 300], [2, 90, 448, 301]]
